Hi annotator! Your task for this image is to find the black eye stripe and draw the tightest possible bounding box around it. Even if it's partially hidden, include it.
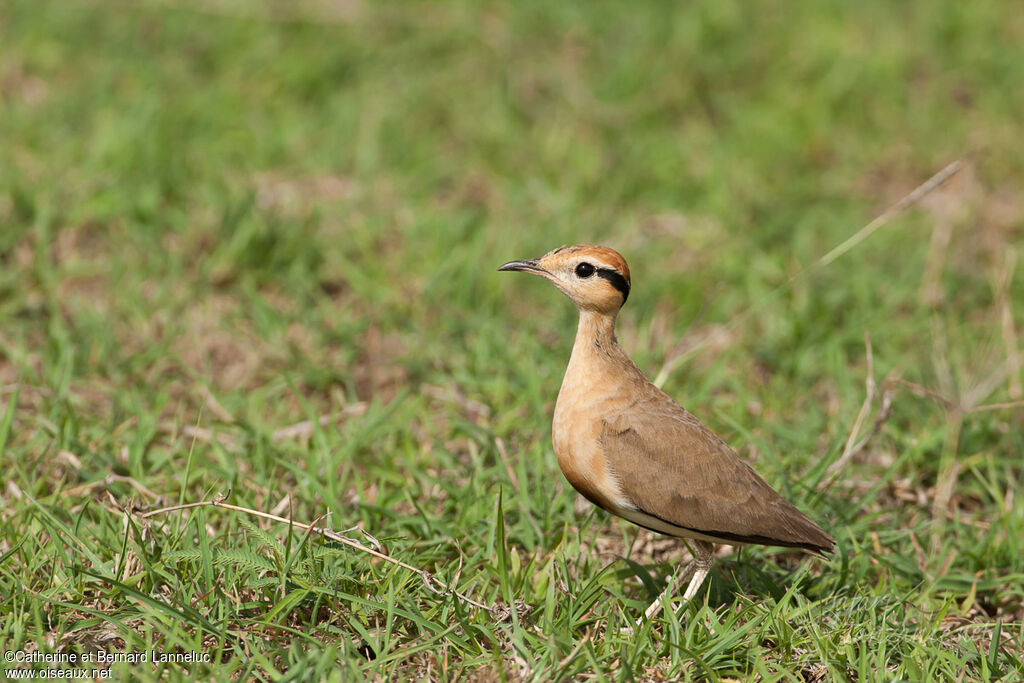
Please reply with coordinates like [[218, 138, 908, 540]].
[[596, 268, 630, 302]]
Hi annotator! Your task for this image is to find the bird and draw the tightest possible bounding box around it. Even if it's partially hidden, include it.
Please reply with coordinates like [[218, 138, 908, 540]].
[[499, 244, 834, 621]]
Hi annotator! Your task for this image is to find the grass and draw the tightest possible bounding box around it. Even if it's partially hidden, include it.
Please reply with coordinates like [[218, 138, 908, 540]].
[[1, 0, 1023, 679]]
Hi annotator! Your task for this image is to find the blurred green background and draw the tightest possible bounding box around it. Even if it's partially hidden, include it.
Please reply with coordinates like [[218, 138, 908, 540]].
[[1, 0, 1022, 680]]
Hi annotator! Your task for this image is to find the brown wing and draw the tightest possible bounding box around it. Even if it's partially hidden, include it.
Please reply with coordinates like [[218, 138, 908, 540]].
[[599, 401, 834, 553]]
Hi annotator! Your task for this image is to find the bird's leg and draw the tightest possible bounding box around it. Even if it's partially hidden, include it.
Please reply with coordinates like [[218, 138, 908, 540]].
[[680, 540, 715, 601], [639, 541, 715, 625], [640, 564, 693, 623]]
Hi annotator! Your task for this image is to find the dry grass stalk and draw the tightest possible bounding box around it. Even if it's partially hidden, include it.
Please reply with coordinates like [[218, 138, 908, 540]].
[[656, 158, 968, 382], [994, 250, 1021, 399], [138, 493, 496, 613], [821, 332, 895, 488]]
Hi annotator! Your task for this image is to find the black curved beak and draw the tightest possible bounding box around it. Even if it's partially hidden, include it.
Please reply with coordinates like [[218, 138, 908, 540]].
[[498, 258, 546, 274]]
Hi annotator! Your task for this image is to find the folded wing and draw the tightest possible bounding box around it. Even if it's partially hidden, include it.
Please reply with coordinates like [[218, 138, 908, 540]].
[[600, 402, 834, 554]]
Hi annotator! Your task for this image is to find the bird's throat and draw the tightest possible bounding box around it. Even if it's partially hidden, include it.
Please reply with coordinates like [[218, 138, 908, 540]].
[[573, 309, 617, 354]]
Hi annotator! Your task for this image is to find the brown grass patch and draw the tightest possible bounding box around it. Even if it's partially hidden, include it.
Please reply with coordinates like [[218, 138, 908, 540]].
[[253, 171, 357, 216], [0, 59, 49, 108]]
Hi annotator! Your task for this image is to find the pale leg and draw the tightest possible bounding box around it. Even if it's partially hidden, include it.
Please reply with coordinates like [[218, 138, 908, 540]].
[[639, 541, 715, 624]]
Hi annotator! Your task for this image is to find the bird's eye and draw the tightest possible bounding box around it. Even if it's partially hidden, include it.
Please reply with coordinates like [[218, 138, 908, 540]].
[[575, 262, 595, 278]]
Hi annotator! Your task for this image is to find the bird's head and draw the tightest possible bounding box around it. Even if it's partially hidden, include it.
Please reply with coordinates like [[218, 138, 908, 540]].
[[499, 244, 631, 314]]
